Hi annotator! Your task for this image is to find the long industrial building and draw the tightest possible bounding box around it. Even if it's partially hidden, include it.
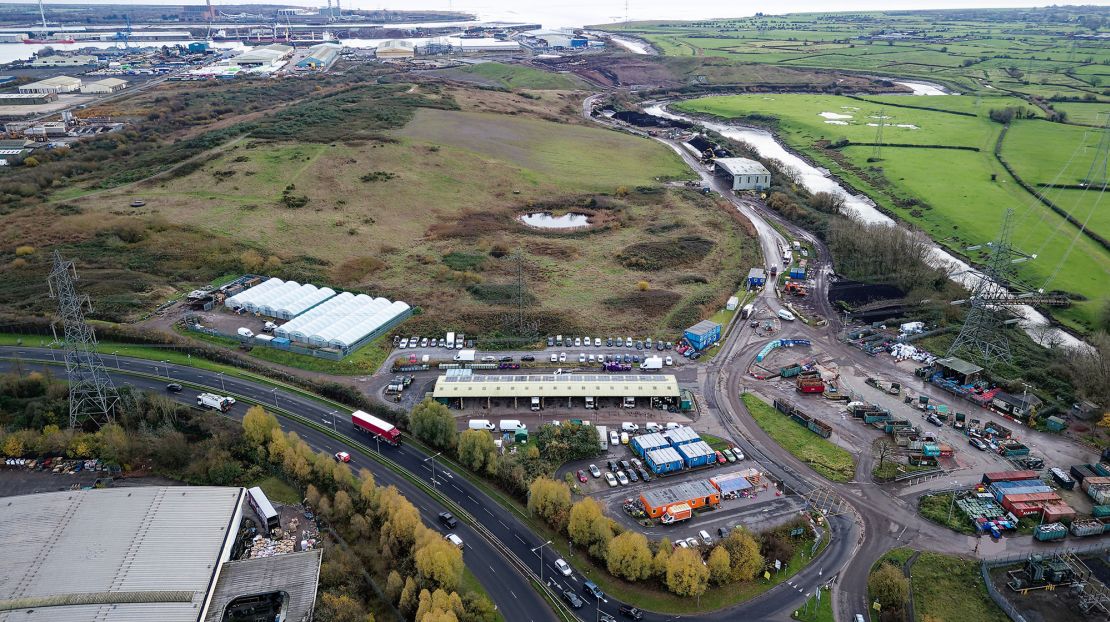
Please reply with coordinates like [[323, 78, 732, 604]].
[[224, 277, 336, 320], [274, 291, 411, 351], [0, 486, 321, 622], [433, 373, 680, 409]]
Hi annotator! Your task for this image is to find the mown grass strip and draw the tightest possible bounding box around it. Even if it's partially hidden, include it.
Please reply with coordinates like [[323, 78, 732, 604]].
[[741, 393, 856, 483]]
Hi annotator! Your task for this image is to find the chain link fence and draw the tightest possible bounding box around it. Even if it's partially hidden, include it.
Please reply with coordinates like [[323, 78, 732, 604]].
[[980, 542, 1110, 622]]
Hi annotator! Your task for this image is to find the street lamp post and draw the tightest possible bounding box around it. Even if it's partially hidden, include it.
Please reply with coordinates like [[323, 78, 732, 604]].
[[328, 409, 338, 433], [424, 452, 443, 489], [217, 372, 226, 393], [271, 388, 279, 408], [531, 540, 552, 587], [161, 360, 171, 381], [112, 351, 120, 370]]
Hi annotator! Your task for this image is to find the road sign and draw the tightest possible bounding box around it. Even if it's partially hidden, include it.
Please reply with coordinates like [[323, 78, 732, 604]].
[[873, 600, 882, 611], [790, 527, 805, 536], [774, 559, 782, 570], [764, 571, 771, 580]]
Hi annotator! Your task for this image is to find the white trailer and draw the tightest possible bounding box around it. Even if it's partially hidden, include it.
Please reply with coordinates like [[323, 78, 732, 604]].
[[446, 332, 455, 349], [596, 426, 608, 451], [741, 304, 755, 319]]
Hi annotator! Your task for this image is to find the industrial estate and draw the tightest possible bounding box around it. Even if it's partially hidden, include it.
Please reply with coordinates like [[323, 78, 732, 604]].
[[0, 3, 1107, 622]]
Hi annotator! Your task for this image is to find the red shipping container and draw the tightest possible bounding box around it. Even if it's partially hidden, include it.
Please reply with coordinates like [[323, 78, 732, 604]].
[[1003, 501, 1042, 517], [1001, 492, 1060, 504], [982, 470, 1037, 485], [1043, 503, 1076, 523]]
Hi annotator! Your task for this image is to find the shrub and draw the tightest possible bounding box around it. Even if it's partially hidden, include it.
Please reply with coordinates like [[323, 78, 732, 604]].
[[14, 246, 34, 256]]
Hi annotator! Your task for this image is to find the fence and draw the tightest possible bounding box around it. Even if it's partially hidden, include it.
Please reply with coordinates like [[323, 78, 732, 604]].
[[981, 542, 1110, 622]]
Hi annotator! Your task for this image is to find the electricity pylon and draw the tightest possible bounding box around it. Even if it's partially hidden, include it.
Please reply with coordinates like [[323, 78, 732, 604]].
[[47, 251, 118, 428]]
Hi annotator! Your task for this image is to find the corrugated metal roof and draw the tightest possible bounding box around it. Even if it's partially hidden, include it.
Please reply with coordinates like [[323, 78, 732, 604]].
[[714, 157, 770, 176], [641, 480, 718, 509], [433, 374, 680, 398], [684, 320, 720, 337], [0, 487, 242, 622], [204, 550, 322, 622]]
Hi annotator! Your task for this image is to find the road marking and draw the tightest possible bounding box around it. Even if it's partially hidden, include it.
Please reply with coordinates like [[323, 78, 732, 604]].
[[484, 508, 494, 516], [510, 590, 517, 600], [452, 483, 462, 492], [515, 534, 525, 544], [468, 495, 477, 503], [489, 565, 497, 575], [499, 519, 507, 528]]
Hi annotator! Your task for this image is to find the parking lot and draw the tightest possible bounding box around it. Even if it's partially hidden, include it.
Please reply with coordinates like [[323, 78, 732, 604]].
[[557, 430, 805, 541]]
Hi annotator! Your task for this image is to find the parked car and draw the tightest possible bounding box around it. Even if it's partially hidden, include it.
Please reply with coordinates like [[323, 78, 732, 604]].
[[656, 341, 665, 351], [635, 340, 643, 350], [594, 337, 602, 347], [627, 469, 639, 483], [438, 512, 458, 529], [675, 540, 689, 549], [607, 460, 619, 472], [559, 352, 567, 362], [619, 605, 644, 620], [685, 537, 699, 549], [574, 337, 582, 347], [638, 468, 652, 482], [605, 472, 618, 487], [166, 383, 182, 393], [732, 446, 745, 460], [562, 590, 584, 609], [420, 338, 429, 347], [583, 580, 604, 600], [579, 353, 587, 363], [631, 458, 643, 469], [718, 527, 730, 539], [970, 438, 988, 451], [665, 356, 674, 366], [622, 422, 639, 433], [522, 355, 535, 361], [555, 558, 573, 576], [722, 448, 736, 462], [928, 414, 943, 427], [607, 337, 614, 347], [620, 459, 632, 471], [616, 471, 629, 486], [547, 337, 555, 347], [577, 469, 588, 483], [550, 353, 559, 362], [589, 464, 601, 478], [699, 530, 713, 546], [481, 355, 496, 362], [334, 451, 351, 463], [716, 451, 727, 464]]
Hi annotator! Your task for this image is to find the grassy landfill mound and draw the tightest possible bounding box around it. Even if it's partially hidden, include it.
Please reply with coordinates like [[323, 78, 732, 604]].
[[674, 93, 1110, 331], [444, 62, 588, 90], [741, 393, 856, 482]]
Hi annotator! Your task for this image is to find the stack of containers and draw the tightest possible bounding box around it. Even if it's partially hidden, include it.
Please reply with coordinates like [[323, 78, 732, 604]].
[[631, 433, 670, 459], [675, 440, 716, 468], [982, 470, 1037, 485], [1000, 492, 1060, 517], [989, 479, 1051, 502], [645, 447, 684, 474], [663, 426, 700, 447]]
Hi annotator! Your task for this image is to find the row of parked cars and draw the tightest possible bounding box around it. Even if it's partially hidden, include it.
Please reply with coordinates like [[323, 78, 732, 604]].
[[396, 335, 474, 350], [548, 335, 673, 352], [5, 457, 110, 474]]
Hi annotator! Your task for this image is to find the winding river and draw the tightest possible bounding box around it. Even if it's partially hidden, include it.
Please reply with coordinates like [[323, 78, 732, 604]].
[[643, 101, 1084, 351]]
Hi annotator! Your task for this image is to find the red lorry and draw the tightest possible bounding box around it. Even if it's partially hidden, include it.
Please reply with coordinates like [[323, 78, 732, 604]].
[[352, 410, 401, 445]]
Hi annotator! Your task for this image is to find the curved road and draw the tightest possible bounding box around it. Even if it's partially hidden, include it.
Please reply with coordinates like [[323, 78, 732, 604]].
[[1, 347, 856, 622]]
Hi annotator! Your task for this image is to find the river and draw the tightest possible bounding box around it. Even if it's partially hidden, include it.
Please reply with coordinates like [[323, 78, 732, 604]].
[[643, 102, 1084, 351]]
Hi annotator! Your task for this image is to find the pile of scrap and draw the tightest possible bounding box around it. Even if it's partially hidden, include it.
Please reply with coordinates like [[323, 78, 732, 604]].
[[245, 534, 297, 559]]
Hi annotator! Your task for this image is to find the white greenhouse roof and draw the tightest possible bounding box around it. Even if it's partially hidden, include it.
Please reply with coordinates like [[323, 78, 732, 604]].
[[0, 486, 242, 622], [224, 278, 336, 319], [433, 374, 680, 399], [273, 291, 410, 349]]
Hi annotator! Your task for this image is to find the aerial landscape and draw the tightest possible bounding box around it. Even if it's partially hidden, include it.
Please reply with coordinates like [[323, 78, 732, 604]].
[[0, 2, 1107, 622]]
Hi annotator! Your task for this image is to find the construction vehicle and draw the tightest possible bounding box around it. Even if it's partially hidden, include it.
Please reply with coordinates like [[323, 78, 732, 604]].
[[660, 503, 692, 525], [784, 281, 807, 296]]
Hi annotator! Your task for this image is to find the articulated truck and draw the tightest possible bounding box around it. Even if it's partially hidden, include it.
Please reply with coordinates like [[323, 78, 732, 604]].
[[352, 410, 401, 445]]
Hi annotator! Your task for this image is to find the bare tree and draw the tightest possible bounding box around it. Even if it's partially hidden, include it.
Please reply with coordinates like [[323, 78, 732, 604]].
[[875, 439, 896, 470]]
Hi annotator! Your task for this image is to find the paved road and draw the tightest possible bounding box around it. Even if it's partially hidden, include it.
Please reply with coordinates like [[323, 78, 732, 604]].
[[2, 347, 860, 622]]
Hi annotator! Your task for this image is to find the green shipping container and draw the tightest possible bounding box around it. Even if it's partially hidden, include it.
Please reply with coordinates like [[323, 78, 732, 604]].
[[1094, 505, 1110, 518], [1046, 416, 1067, 432]]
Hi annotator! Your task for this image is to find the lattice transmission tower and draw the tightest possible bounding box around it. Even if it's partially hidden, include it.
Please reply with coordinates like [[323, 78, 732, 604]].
[[947, 209, 1069, 365], [47, 250, 118, 428]]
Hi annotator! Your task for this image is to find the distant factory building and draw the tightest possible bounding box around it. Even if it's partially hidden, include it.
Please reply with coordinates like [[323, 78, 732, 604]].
[[19, 75, 82, 94], [80, 77, 128, 94], [295, 42, 342, 70], [433, 373, 680, 410], [0, 138, 32, 166], [714, 157, 771, 191], [523, 29, 578, 49], [222, 43, 293, 68], [376, 39, 415, 59], [0, 92, 57, 105], [30, 54, 98, 67]]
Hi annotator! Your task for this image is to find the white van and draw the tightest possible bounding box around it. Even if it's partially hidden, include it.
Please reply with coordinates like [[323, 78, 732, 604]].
[[468, 419, 495, 431], [609, 430, 619, 445], [445, 533, 464, 548], [665, 422, 681, 430], [530, 397, 541, 411], [621, 422, 640, 432], [645, 422, 660, 433], [499, 420, 525, 432], [237, 327, 254, 338]]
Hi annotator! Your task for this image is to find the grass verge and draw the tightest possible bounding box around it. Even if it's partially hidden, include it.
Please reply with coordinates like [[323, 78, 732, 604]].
[[917, 493, 975, 535], [792, 585, 834, 622], [175, 325, 391, 376], [741, 393, 856, 482], [877, 547, 1008, 622], [252, 475, 301, 505]]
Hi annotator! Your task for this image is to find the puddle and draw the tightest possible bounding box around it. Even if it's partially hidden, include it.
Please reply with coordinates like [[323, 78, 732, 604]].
[[519, 212, 590, 229], [819, 111, 853, 120], [866, 123, 919, 129], [824, 120, 850, 125]]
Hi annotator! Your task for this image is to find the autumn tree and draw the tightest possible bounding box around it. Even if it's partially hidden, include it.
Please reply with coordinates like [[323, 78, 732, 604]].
[[653, 539, 673, 579], [606, 531, 653, 581], [457, 429, 498, 474], [868, 562, 909, 612], [527, 478, 572, 531], [242, 405, 279, 445], [567, 497, 613, 558], [666, 547, 709, 597], [415, 588, 464, 622], [721, 528, 763, 582], [707, 546, 731, 585], [316, 591, 374, 622], [410, 399, 457, 450], [414, 533, 464, 593]]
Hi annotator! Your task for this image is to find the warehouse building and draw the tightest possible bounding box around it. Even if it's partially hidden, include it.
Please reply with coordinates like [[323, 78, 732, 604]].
[[0, 92, 57, 105], [934, 356, 983, 385], [295, 42, 342, 70], [274, 291, 411, 352], [224, 277, 337, 320], [220, 43, 293, 68], [640, 480, 721, 518], [433, 373, 680, 410], [714, 157, 771, 191], [0, 486, 321, 622], [30, 54, 98, 67], [18, 75, 82, 94], [80, 77, 128, 94], [684, 320, 721, 352], [376, 39, 415, 59]]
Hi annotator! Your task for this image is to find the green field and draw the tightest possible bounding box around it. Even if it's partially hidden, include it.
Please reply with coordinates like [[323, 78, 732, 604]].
[[876, 548, 1009, 622], [674, 93, 1110, 330], [741, 393, 856, 482], [605, 8, 1110, 99], [449, 62, 587, 90], [252, 475, 301, 505]]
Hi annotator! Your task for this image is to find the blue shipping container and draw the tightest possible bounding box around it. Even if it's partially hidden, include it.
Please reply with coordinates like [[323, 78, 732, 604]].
[[645, 447, 683, 474], [789, 268, 806, 279], [684, 320, 721, 351], [676, 441, 715, 468], [631, 433, 669, 458]]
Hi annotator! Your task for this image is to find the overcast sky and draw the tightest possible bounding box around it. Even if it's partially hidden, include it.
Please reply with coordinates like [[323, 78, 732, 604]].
[[15, 1, 1080, 29]]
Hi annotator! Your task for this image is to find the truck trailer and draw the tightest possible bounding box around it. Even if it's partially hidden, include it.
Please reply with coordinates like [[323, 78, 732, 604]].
[[352, 410, 401, 445]]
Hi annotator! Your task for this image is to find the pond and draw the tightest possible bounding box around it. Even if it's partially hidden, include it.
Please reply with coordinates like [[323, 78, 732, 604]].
[[519, 212, 591, 229]]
